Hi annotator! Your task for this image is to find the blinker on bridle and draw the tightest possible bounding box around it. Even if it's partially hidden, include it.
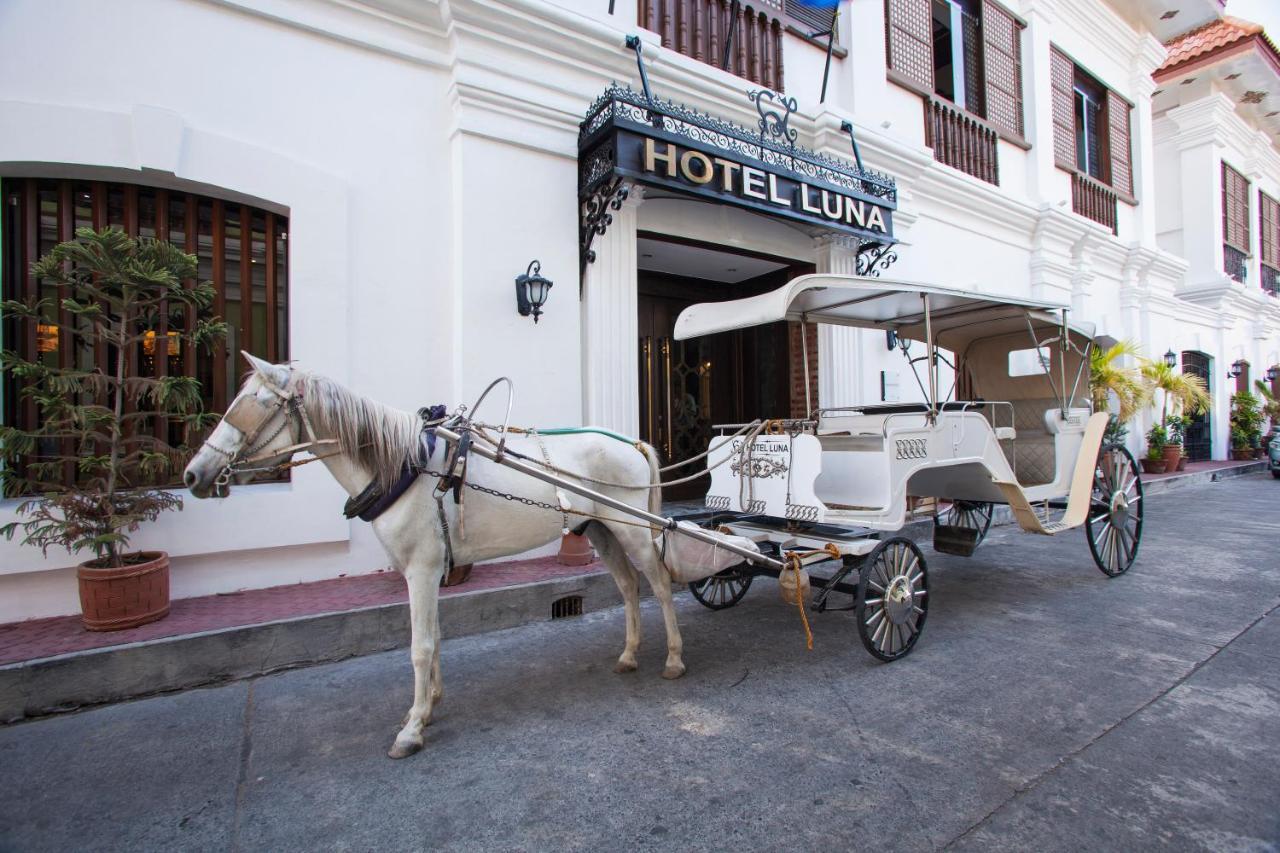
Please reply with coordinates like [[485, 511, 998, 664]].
[[201, 370, 338, 490]]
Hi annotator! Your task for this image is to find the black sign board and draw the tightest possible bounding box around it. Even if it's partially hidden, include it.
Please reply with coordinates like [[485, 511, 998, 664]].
[[579, 85, 898, 272]]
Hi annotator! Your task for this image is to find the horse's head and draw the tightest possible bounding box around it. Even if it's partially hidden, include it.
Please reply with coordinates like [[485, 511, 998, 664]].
[[183, 352, 303, 498]]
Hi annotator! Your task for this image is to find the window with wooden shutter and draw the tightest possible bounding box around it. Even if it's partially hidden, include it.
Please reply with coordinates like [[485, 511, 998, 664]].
[[885, 0, 933, 92], [1222, 162, 1250, 253], [1107, 90, 1132, 197], [982, 0, 1023, 138], [1260, 191, 1279, 268], [1050, 47, 1076, 170], [786, 0, 837, 37]]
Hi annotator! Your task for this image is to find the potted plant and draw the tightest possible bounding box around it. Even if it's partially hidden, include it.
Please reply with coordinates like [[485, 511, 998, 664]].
[[1, 227, 224, 631], [1140, 360, 1210, 473], [1142, 423, 1168, 474], [1256, 380, 1280, 451], [1090, 339, 1152, 454], [1229, 391, 1263, 462]]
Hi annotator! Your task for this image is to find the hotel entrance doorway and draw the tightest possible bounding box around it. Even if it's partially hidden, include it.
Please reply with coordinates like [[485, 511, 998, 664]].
[[636, 237, 811, 499]]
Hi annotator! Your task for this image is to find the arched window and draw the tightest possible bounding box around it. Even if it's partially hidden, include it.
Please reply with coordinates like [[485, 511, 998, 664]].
[[2, 177, 289, 480]]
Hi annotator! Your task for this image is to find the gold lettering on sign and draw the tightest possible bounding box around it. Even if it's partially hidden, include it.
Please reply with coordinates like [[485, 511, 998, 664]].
[[821, 189, 843, 220], [644, 138, 678, 177], [799, 183, 822, 214], [846, 199, 865, 228], [767, 173, 791, 206], [713, 158, 741, 191], [742, 166, 767, 199], [680, 150, 714, 185]]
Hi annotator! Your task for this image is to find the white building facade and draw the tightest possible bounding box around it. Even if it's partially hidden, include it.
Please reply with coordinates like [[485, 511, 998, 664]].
[[1, 0, 1277, 621]]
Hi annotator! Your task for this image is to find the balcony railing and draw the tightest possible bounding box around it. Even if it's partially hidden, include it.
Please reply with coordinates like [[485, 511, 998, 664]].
[[1223, 244, 1248, 283], [639, 0, 785, 92], [1071, 171, 1118, 234], [1261, 262, 1279, 295], [923, 98, 999, 186]]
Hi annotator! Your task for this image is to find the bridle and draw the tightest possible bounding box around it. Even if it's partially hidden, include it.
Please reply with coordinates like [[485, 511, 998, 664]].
[[201, 371, 339, 489]]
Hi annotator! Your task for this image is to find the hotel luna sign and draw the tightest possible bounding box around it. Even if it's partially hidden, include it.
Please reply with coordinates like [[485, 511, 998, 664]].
[[578, 84, 898, 261], [635, 136, 890, 237]]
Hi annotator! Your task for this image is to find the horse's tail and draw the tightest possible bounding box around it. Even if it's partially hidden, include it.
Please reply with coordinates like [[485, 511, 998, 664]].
[[638, 442, 663, 518]]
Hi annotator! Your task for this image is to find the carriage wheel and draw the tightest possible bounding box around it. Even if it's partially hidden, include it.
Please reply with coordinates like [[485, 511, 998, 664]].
[[856, 537, 929, 662], [938, 500, 993, 545], [689, 567, 754, 610], [1086, 443, 1144, 577]]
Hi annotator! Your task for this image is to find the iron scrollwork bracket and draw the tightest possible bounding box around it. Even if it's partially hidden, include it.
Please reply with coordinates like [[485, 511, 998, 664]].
[[857, 242, 899, 278], [748, 89, 798, 163], [580, 176, 630, 274]]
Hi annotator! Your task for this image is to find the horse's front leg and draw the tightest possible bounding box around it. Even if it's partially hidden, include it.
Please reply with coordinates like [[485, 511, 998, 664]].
[[389, 559, 444, 759]]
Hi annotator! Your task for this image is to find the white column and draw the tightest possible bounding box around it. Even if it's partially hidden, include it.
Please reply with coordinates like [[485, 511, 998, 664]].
[[1128, 41, 1163, 248], [581, 185, 643, 434], [814, 235, 864, 408], [1022, 5, 1058, 206]]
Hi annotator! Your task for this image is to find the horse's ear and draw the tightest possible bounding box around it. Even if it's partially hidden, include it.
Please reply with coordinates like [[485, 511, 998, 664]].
[[242, 351, 289, 387]]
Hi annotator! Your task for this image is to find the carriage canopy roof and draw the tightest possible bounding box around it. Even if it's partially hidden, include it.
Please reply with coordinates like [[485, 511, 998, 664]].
[[673, 275, 1096, 351]]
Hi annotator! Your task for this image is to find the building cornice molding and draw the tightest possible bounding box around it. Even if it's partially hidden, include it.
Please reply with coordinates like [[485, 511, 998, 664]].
[[200, 0, 452, 67]]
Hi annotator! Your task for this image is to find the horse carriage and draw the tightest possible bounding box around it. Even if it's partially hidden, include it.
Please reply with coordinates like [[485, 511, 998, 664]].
[[670, 275, 1143, 660], [185, 274, 1143, 757]]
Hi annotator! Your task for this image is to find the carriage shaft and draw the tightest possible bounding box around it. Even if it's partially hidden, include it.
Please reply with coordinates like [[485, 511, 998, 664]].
[[433, 425, 786, 571]]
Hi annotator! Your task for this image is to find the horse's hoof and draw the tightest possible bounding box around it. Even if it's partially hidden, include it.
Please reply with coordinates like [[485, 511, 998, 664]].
[[387, 739, 423, 759], [662, 662, 686, 680], [613, 659, 638, 673]]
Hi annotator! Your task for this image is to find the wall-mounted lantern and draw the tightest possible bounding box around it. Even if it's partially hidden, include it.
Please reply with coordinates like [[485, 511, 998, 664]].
[[1266, 365, 1279, 383], [515, 260, 553, 324], [1227, 359, 1245, 380], [1163, 350, 1178, 369]]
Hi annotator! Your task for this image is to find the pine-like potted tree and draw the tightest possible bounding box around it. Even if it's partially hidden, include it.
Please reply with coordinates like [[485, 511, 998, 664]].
[[1, 227, 224, 631], [1229, 391, 1263, 462]]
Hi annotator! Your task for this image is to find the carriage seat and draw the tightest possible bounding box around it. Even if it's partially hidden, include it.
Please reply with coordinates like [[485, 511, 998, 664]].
[[1000, 397, 1059, 486]]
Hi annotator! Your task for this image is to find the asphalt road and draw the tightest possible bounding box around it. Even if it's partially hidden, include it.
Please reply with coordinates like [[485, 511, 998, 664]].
[[2, 475, 1278, 852]]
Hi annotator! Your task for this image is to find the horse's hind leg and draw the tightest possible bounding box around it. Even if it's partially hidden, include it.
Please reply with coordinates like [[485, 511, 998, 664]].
[[585, 522, 642, 673], [606, 521, 685, 680]]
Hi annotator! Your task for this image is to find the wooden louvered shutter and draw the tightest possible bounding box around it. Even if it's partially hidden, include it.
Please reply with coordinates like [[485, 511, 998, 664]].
[[885, 0, 933, 92], [1261, 192, 1280, 269], [1221, 162, 1250, 252], [961, 8, 985, 116], [1050, 46, 1075, 170], [787, 0, 837, 36], [982, 1, 1023, 137], [1107, 90, 1132, 195]]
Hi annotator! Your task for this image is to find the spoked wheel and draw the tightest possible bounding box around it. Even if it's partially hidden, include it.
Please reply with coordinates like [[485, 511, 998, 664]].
[[1086, 443, 1144, 577], [856, 537, 929, 662], [938, 500, 993, 545], [689, 566, 754, 610]]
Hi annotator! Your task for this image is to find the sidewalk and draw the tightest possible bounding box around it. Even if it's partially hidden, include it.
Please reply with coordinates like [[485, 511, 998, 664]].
[[0, 458, 1265, 723]]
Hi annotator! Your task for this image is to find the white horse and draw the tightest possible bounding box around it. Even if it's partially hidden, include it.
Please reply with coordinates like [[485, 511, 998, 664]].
[[183, 354, 686, 759]]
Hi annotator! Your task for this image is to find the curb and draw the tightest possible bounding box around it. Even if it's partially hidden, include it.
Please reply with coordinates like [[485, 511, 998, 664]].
[[1, 462, 1265, 724], [0, 569, 623, 724]]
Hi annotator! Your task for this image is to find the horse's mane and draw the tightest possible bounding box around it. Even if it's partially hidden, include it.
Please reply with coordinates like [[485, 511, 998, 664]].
[[300, 372, 420, 491]]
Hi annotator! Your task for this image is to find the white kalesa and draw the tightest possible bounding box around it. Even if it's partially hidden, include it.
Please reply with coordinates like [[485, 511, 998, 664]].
[[676, 275, 1145, 661], [184, 355, 694, 760]]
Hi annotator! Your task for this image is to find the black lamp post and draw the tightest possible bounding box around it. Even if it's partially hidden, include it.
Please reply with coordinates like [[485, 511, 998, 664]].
[[1266, 365, 1279, 383], [515, 260, 553, 324], [1227, 359, 1245, 381], [1163, 349, 1177, 369]]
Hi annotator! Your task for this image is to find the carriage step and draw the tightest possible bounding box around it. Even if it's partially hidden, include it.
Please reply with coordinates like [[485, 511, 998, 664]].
[[933, 523, 980, 557]]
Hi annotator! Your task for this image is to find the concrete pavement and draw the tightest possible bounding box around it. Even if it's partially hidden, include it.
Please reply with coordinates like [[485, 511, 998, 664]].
[[1, 474, 1277, 851]]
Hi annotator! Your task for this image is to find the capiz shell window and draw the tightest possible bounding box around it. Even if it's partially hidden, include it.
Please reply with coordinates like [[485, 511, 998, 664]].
[[1, 177, 289, 482]]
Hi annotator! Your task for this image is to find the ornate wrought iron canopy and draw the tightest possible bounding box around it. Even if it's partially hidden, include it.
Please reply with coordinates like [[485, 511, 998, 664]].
[[578, 80, 899, 275]]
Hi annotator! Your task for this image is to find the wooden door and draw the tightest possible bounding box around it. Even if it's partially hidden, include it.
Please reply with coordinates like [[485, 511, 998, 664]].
[[638, 282, 790, 500]]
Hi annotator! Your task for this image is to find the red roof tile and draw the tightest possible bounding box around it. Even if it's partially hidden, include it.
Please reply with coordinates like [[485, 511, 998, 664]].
[[1157, 16, 1280, 80]]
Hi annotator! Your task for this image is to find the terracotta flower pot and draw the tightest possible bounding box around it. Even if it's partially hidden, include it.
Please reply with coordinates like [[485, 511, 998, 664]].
[[1140, 457, 1166, 475], [77, 551, 170, 632], [556, 532, 595, 567], [1162, 444, 1182, 471], [1177, 455, 1188, 471], [1231, 448, 1253, 461]]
